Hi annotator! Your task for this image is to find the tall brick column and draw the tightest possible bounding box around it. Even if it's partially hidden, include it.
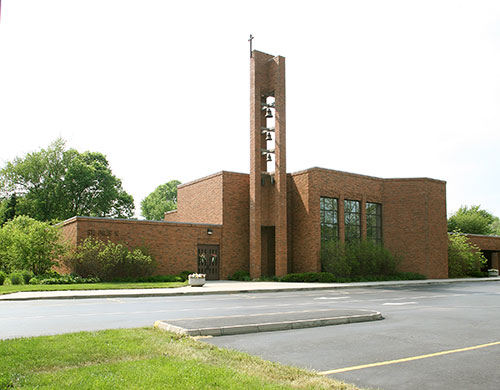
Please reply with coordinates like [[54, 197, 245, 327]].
[[249, 50, 288, 278]]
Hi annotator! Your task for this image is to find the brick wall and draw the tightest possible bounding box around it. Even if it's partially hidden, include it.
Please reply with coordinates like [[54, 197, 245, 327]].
[[163, 210, 178, 222], [59, 217, 222, 276], [174, 172, 224, 224], [162, 171, 250, 279], [383, 178, 448, 278], [59, 218, 77, 247], [288, 167, 448, 279], [288, 171, 314, 273], [307, 168, 384, 273], [221, 172, 250, 278]]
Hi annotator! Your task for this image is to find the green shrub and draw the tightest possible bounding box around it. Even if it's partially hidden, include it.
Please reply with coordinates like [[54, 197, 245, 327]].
[[448, 232, 487, 277], [179, 270, 195, 281], [41, 276, 100, 284], [110, 275, 183, 283], [257, 275, 279, 282], [321, 240, 399, 278], [19, 269, 34, 284], [0, 270, 6, 285], [9, 271, 24, 285], [29, 274, 100, 285], [0, 228, 11, 273], [281, 272, 336, 283], [228, 270, 251, 281], [394, 272, 427, 280], [64, 237, 156, 281], [0, 216, 67, 275], [320, 240, 350, 277], [280, 271, 426, 283]]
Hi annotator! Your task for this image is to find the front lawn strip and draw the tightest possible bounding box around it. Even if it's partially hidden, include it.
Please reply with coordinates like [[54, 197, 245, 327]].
[[0, 281, 187, 296], [0, 327, 359, 390]]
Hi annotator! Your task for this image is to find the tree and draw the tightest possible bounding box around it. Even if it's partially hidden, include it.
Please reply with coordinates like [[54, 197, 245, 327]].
[[0, 194, 18, 226], [0, 216, 67, 274], [448, 232, 487, 277], [447, 205, 496, 235], [0, 139, 134, 221], [490, 219, 500, 236], [141, 180, 181, 220]]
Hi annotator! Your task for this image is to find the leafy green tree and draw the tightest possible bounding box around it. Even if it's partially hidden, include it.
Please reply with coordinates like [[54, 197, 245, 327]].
[[0, 216, 67, 274], [0, 200, 8, 227], [448, 232, 487, 277], [141, 180, 181, 220], [0, 194, 18, 226], [0, 139, 134, 221], [490, 219, 500, 236], [447, 205, 496, 235], [61, 150, 134, 218]]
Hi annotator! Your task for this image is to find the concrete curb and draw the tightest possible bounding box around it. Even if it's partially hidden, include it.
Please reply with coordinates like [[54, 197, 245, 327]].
[[1, 277, 499, 301], [154, 311, 383, 337]]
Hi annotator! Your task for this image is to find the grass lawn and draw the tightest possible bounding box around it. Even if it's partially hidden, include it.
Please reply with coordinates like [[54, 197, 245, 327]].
[[0, 327, 359, 390], [0, 281, 187, 296]]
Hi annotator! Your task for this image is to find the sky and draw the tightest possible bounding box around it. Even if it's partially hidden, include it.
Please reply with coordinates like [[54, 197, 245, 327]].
[[1, 0, 500, 219]]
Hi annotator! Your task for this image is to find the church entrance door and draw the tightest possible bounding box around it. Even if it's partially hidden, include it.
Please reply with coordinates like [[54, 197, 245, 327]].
[[197, 244, 220, 280]]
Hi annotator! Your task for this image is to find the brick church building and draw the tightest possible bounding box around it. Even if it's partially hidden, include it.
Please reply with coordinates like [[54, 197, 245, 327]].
[[61, 50, 451, 280]]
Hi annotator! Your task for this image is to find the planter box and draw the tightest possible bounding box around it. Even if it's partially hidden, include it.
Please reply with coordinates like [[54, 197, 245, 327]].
[[488, 269, 499, 277], [188, 276, 206, 287]]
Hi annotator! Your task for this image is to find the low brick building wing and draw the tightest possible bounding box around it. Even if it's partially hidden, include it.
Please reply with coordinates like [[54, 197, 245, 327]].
[[60, 217, 222, 279]]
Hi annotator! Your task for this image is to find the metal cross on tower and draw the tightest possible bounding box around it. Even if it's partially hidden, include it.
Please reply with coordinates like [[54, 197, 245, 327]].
[[248, 34, 254, 58]]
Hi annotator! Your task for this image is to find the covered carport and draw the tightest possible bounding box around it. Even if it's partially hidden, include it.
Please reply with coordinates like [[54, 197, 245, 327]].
[[464, 234, 500, 270]]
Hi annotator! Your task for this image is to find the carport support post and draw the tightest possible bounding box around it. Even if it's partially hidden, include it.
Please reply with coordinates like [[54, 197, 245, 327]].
[[492, 252, 499, 270]]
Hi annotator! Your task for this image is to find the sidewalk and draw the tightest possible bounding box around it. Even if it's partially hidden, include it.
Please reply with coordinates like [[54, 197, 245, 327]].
[[1, 277, 499, 301]]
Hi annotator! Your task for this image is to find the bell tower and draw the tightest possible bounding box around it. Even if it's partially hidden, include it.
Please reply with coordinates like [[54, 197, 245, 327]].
[[249, 50, 287, 278]]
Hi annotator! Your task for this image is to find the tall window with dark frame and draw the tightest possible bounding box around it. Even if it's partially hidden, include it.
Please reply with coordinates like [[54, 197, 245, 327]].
[[320, 197, 338, 241], [344, 199, 361, 242], [366, 202, 382, 244]]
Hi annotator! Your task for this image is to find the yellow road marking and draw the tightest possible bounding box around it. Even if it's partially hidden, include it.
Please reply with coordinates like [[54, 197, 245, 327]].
[[319, 341, 500, 375]]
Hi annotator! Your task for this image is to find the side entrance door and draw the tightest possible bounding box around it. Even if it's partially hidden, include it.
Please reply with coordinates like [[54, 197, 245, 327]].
[[197, 244, 220, 280]]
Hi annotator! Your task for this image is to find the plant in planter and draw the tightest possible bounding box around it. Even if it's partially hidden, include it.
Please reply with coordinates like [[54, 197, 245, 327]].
[[488, 269, 499, 277], [188, 273, 206, 287]]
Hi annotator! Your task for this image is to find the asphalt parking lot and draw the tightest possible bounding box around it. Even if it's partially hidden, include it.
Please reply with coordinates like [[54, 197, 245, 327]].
[[204, 282, 500, 390], [2, 280, 499, 389]]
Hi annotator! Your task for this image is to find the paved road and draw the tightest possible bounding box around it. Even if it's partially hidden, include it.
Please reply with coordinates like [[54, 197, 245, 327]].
[[206, 282, 500, 390], [1, 282, 499, 389], [0, 287, 381, 339]]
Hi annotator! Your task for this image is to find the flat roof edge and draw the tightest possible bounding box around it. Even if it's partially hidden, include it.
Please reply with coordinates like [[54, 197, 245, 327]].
[[456, 232, 500, 239], [59, 216, 222, 228], [178, 170, 248, 189], [290, 167, 446, 184]]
